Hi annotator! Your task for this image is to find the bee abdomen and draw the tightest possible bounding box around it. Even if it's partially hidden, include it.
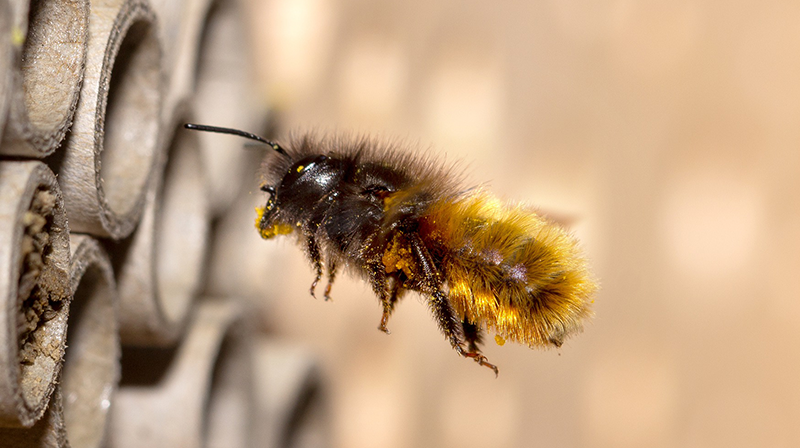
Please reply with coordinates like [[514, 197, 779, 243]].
[[421, 193, 596, 347]]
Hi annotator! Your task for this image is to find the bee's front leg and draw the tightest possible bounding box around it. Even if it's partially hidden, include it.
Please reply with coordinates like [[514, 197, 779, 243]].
[[378, 278, 404, 334]]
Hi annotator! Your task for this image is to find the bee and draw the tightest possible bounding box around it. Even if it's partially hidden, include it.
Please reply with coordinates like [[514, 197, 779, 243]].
[[186, 124, 597, 375]]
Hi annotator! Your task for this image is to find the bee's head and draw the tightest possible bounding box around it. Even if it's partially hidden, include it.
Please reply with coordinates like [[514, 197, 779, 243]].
[[180, 124, 317, 240], [256, 154, 346, 239]]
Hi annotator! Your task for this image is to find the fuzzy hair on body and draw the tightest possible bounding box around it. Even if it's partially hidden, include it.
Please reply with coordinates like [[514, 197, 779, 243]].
[[187, 124, 596, 374]]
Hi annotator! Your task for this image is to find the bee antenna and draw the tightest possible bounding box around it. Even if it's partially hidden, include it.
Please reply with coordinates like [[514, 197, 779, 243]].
[[183, 123, 288, 157]]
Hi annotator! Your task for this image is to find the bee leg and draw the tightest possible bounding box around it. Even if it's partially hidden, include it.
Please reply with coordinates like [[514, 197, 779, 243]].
[[323, 259, 337, 301], [461, 320, 483, 354], [378, 279, 402, 334], [306, 235, 323, 298], [365, 261, 393, 333], [461, 350, 499, 377], [406, 233, 500, 376], [430, 290, 472, 355], [378, 300, 392, 334], [431, 293, 498, 375], [461, 320, 498, 376], [403, 235, 465, 351]]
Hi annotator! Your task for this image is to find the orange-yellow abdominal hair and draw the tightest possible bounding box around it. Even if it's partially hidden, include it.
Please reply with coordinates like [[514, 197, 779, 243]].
[[420, 192, 596, 348]]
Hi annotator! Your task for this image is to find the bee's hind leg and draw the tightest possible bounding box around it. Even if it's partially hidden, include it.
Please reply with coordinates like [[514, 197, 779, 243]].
[[461, 320, 498, 376], [428, 290, 497, 376], [461, 320, 483, 353], [403, 232, 500, 376]]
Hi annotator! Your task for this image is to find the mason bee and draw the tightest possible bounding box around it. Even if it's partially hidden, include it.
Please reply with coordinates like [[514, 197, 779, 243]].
[[186, 124, 597, 375]]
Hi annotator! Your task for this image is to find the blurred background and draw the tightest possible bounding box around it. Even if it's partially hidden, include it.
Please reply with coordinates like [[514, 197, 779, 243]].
[[207, 0, 800, 447]]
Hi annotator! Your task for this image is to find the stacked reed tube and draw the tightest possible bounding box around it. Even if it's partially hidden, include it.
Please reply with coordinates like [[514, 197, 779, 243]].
[[0, 0, 326, 446]]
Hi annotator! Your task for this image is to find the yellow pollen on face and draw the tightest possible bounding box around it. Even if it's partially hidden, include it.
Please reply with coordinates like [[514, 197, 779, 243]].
[[296, 165, 304, 172], [255, 206, 265, 229], [254, 206, 293, 239], [259, 223, 293, 239]]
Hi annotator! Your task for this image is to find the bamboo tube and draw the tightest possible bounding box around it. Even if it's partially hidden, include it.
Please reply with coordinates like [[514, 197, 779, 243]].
[[56, 0, 162, 239], [1, 0, 27, 146], [150, 0, 213, 126], [114, 115, 210, 346], [204, 307, 254, 448], [6, 0, 31, 40], [0, 161, 70, 428], [253, 340, 328, 448], [0, 388, 68, 448], [1, 235, 120, 447], [109, 299, 253, 448], [61, 235, 118, 448], [0, 0, 12, 144], [0, 0, 90, 157], [193, 0, 266, 215]]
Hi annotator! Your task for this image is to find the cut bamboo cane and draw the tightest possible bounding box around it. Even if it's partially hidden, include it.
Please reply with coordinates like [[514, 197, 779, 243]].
[[203, 306, 254, 448], [2, 235, 120, 447], [150, 0, 213, 127], [253, 340, 328, 448], [0, 0, 90, 157], [109, 299, 253, 448], [0, 161, 70, 428], [56, 0, 162, 239], [114, 115, 210, 346], [61, 235, 118, 448], [0, 388, 68, 448], [0, 0, 12, 144]]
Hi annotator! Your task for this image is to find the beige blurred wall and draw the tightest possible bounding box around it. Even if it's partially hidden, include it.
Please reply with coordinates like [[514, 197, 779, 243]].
[[210, 1, 800, 447]]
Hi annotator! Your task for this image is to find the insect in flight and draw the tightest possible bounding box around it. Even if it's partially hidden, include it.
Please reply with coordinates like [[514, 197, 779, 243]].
[[185, 123, 597, 375]]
